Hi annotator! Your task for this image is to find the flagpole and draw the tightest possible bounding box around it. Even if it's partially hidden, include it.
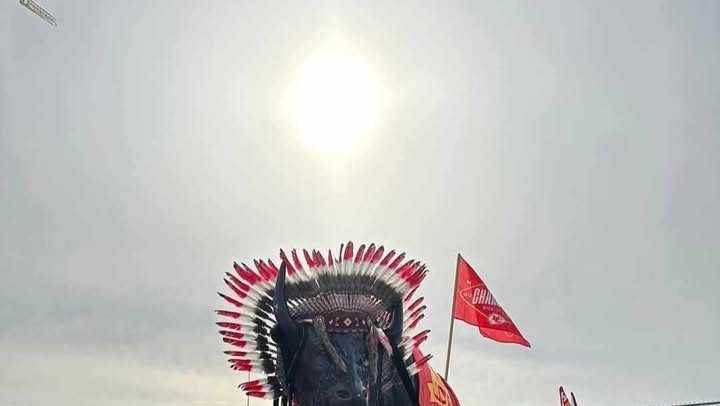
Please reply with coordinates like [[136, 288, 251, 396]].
[[444, 253, 462, 381]]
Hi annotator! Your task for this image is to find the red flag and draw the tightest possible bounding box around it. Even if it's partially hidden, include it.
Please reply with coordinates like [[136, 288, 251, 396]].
[[415, 347, 461, 406], [559, 386, 572, 406], [452, 255, 530, 347]]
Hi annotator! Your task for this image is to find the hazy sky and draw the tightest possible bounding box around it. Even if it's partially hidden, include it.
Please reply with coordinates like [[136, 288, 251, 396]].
[[1, 1, 719, 405]]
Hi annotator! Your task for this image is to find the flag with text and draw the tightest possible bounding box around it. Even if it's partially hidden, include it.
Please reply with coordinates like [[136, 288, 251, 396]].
[[453, 255, 530, 347]]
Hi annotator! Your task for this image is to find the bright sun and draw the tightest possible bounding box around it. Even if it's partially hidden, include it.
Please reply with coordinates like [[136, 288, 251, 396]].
[[291, 52, 379, 151]]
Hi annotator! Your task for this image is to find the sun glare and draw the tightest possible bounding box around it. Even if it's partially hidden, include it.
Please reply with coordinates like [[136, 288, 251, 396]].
[[291, 52, 379, 151]]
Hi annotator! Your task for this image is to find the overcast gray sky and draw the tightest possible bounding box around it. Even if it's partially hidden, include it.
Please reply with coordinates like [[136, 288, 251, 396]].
[[1, 1, 719, 405]]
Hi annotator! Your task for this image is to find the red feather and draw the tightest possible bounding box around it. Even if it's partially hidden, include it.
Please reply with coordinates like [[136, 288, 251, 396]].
[[218, 292, 243, 308]]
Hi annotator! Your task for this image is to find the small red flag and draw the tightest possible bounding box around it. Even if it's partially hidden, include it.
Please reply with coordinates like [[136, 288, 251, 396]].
[[452, 255, 530, 347], [559, 386, 572, 406]]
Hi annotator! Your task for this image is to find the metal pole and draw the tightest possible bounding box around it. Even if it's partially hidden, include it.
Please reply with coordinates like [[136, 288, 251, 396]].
[[669, 403, 720, 406], [443, 254, 462, 381]]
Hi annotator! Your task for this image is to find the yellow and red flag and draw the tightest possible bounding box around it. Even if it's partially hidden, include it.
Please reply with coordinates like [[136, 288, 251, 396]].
[[453, 255, 530, 347], [415, 347, 461, 406]]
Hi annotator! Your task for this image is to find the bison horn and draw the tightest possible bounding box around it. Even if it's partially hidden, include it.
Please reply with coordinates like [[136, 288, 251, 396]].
[[273, 262, 301, 357]]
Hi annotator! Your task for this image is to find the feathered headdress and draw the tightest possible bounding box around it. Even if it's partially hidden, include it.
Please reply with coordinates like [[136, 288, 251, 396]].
[[215, 241, 432, 399]]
